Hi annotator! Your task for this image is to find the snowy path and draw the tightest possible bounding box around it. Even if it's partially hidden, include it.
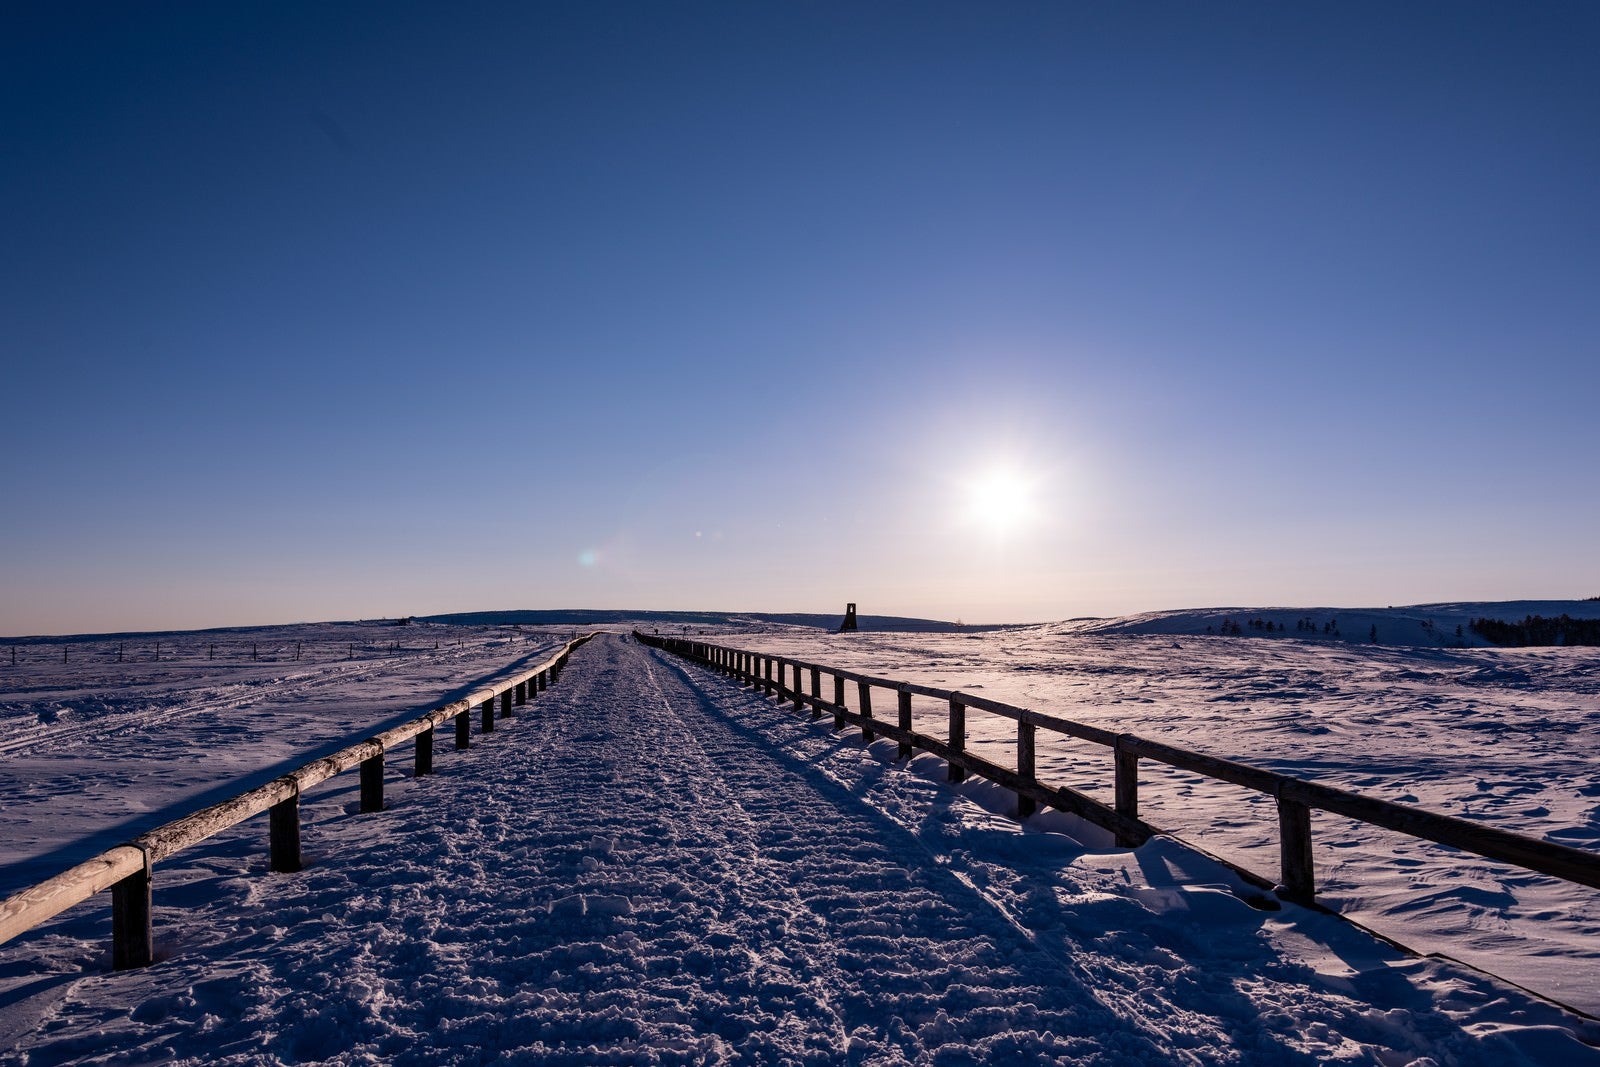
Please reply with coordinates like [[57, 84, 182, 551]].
[[3, 634, 1595, 1064]]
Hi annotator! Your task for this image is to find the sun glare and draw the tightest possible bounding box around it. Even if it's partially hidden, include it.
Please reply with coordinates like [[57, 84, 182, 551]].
[[965, 466, 1037, 535]]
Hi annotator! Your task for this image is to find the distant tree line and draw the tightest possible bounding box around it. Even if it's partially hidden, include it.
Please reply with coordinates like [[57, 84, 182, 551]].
[[1206, 617, 1341, 637], [1469, 615, 1600, 647]]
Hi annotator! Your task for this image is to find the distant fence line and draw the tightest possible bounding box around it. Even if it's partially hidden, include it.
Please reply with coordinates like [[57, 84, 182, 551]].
[[0, 635, 596, 969], [4, 631, 563, 666], [636, 633, 1600, 911]]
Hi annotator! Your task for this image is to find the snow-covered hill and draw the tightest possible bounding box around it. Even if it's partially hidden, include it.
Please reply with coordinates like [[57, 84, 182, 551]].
[[419, 608, 989, 634], [1055, 600, 1600, 647]]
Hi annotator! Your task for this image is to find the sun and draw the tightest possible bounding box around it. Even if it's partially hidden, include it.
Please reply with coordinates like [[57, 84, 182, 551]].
[[965, 466, 1037, 535]]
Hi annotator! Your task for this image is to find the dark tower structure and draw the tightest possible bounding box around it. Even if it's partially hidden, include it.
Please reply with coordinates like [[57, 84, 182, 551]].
[[838, 603, 858, 632]]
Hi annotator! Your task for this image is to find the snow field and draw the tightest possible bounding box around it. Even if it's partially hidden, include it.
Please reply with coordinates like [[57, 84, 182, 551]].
[[5, 633, 1598, 1064], [722, 627, 1600, 1017], [0, 623, 570, 900]]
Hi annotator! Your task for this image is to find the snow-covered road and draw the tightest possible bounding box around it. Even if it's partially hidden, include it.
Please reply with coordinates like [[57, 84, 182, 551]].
[[3, 634, 1596, 1064]]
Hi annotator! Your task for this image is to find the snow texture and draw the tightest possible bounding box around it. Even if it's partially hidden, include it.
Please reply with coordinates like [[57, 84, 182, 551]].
[[730, 617, 1600, 1017], [2, 626, 1597, 1064]]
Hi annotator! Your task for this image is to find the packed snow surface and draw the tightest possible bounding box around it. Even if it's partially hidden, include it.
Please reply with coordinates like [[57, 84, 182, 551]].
[[1, 626, 1598, 1063]]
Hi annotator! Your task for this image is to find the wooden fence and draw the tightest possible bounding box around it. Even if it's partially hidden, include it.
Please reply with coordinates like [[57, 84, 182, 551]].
[[0, 634, 595, 969], [637, 633, 1600, 908]]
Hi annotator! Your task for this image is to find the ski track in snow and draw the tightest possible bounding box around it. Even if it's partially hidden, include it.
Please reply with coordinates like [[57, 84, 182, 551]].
[[3, 634, 1596, 1065]]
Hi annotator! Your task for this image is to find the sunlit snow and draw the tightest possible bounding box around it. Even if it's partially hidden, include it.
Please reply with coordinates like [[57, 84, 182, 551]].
[[2, 611, 1597, 1064]]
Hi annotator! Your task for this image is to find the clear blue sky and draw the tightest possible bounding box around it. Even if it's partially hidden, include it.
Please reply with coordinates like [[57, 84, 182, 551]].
[[4, 2, 1597, 635]]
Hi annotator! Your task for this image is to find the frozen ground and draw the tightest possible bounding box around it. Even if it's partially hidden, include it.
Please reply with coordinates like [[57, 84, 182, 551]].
[[723, 621, 1600, 1017], [3, 632, 1597, 1064], [0, 620, 570, 899]]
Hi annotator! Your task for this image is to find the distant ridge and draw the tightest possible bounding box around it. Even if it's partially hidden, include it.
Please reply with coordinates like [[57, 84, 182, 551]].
[[1053, 599, 1600, 648], [14, 601, 1595, 646], [419, 609, 1009, 634]]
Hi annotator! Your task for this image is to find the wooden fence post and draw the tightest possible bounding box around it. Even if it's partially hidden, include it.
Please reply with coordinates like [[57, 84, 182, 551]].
[[832, 674, 846, 730], [360, 751, 384, 812], [1114, 739, 1138, 818], [791, 663, 803, 711], [858, 681, 874, 742], [539, 669, 548, 692], [270, 788, 302, 872], [501, 690, 512, 718], [516, 681, 526, 706], [1114, 738, 1140, 847], [1017, 721, 1037, 817], [416, 726, 434, 776], [897, 690, 913, 759], [947, 698, 966, 782], [111, 852, 153, 970], [1278, 796, 1315, 902], [763, 657, 774, 698], [810, 667, 822, 720], [482, 697, 495, 733], [456, 709, 470, 749]]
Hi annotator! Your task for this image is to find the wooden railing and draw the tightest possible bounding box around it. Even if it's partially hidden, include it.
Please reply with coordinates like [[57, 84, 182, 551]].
[[637, 633, 1600, 907], [0, 634, 595, 969]]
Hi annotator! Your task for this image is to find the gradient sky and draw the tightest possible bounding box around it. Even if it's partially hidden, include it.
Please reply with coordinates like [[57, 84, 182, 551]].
[[4, 2, 1598, 635]]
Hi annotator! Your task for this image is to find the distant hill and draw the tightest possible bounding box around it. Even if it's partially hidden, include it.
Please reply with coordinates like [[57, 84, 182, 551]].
[[14, 601, 1596, 647], [418, 609, 1000, 634], [1053, 600, 1600, 648]]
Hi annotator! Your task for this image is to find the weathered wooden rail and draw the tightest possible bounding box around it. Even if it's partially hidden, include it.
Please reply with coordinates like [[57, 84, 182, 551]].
[[0, 633, 595, 969], [637, 633, 1600, 908]]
